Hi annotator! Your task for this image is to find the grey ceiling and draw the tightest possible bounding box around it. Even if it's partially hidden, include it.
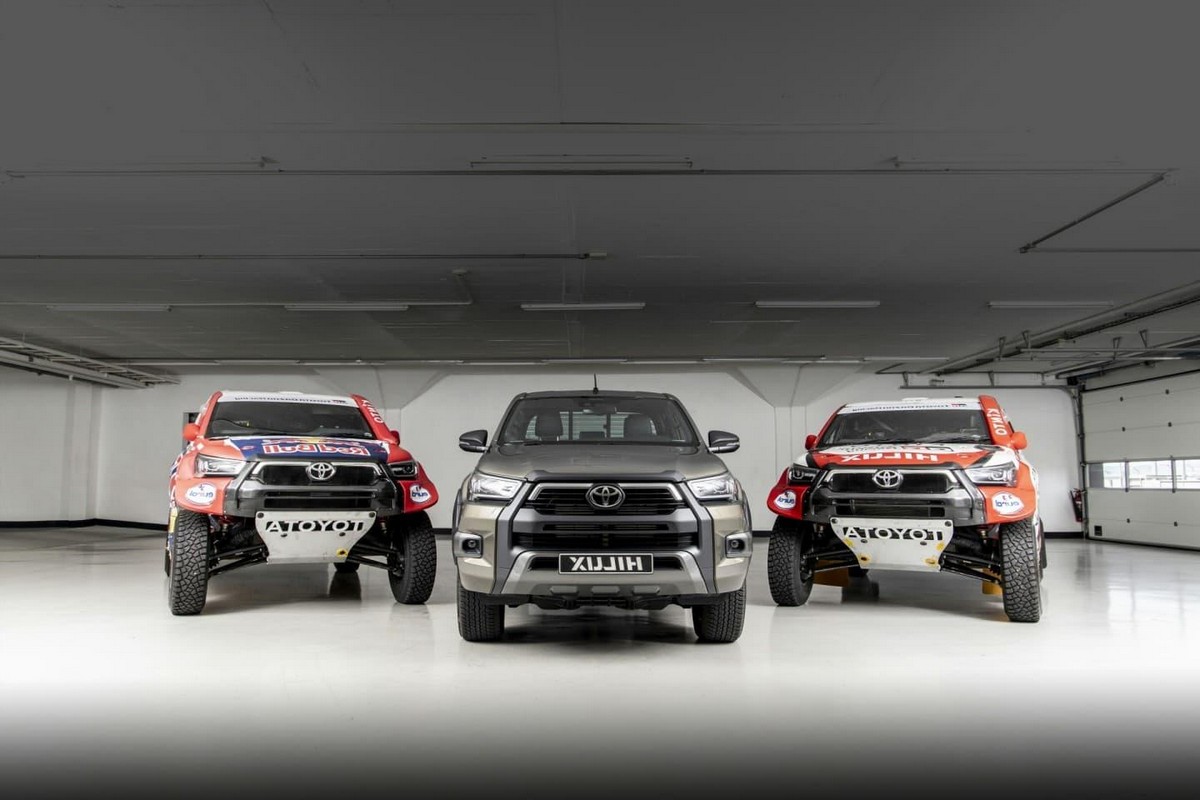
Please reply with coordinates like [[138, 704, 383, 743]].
[[2, 0, 1199, 377]]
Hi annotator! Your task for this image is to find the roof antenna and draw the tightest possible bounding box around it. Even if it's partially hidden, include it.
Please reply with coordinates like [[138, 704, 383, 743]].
[[592, 373, 599, 394]]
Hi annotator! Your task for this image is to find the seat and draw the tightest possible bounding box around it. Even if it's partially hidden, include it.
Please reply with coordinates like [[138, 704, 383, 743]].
[[623, 413, 656, 440], [534, 413, 563, 441]]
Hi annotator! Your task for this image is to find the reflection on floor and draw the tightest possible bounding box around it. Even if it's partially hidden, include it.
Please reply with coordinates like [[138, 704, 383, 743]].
[[1, 527, 1198, 799]]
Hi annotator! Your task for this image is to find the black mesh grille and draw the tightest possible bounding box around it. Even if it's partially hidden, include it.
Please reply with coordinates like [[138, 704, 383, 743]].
[[514, 531, 698, 550], [524, 486, 684, 516], [832, 499, 947, 519], [826, 472, 953, 494], [257, 464, 381, 487], [260, 491, 377, 510]]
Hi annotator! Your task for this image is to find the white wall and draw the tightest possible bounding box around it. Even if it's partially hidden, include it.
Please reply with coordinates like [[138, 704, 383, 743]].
[[0, 370, 99, 521], [84, 365, 1081, 533]]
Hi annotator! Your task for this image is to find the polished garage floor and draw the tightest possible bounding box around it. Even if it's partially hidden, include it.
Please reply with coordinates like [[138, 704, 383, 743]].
[[2, 528, 1198, 799]]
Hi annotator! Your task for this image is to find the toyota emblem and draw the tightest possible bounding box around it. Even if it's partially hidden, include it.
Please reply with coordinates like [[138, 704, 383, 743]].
[[872, 469, 903, 489], [586, 484, 626, 510], [306, 462, 337, 482]]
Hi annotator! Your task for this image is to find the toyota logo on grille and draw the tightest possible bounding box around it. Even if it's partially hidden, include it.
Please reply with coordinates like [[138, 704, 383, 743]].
[[872, 469, 903, 489], [306, 462, 337, 482], [586, 484, 626, 510]]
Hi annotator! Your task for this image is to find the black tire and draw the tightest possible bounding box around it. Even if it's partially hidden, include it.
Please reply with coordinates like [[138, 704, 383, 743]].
[[167, 510, 211, 616], [333, 561, 360, 574], [163, 543, 171, 576], [692, 587, 747, 643], [456, 576, 505, 641], [1000, 517, 1042, 623], [767, 517, 814, 606], [387, 512, 437, 605]]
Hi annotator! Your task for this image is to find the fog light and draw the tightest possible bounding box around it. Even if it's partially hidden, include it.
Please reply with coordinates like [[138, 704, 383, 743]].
[[724, 533, 752, 558], [453, 531, 484, 558]]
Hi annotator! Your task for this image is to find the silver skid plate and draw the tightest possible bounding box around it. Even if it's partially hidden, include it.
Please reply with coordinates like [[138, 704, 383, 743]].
[[829, 517, 954, 572], [254, 510, 376, 564]]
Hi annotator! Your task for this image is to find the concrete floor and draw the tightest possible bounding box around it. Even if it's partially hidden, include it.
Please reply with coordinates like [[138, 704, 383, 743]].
[[1, 527, 1198, 799]]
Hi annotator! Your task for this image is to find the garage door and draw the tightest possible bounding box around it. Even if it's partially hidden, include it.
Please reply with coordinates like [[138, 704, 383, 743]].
[[1082, 371, 1200, 549]]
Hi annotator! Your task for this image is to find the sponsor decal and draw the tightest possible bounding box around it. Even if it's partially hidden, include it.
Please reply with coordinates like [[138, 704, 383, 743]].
[[560, 555, 651, 573], [409, 484, 432, 504], [839, 450, 946, 463], [360, 398, 386, 426], [774, 490, 797, 510], [840, 401, 979, 414], [185, 483, 217, 506], [842, 525, 947, 542], [261, 442, 372, 457], [219, 392, 355, 406], [985, 406, 1010, 438], [261, 518, 373, 534], [992, 492, 1025, 516]]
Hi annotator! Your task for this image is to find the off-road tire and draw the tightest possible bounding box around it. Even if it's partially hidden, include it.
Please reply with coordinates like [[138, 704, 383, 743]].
[[692, 587, 746, 643], [456, 577, 505, 641], [334, 561, 360, 574], [1000, 517, 1042, 623], [167, 510, 211, 616], [388, 512, 437, 604], [767, 517, 815, 606]]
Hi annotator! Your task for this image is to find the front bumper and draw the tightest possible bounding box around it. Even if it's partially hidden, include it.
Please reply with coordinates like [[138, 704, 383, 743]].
[[454, 481, 752, 599]]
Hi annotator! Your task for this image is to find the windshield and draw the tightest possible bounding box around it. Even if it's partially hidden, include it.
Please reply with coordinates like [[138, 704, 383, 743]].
[[819, 409, 991, 446], [500, 395, 699, 446], [205, 401, 374, 439]]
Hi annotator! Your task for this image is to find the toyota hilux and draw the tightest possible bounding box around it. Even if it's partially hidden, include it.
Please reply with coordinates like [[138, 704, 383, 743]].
[[765, 395, 1045, 622], [166, 390, 439, 615], [451, 390, 752, 642]]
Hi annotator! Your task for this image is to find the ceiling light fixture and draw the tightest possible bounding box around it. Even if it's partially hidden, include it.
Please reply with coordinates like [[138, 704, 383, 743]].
[[282, 302, 410, 312], [520, 302, 645, 312], [755, 300, 880, 309], [987, 300, 1115, 309]]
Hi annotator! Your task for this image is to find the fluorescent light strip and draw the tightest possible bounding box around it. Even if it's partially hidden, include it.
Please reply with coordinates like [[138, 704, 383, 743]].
[[987, 300, 1114, 309], [283, 302, 410, 312], [46, 303, 172, 312], [755, 300, 880, 309], [521, 302, 645, 312]]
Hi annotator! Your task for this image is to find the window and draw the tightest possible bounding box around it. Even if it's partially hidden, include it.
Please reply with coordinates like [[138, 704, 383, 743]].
[[1176, 459, 1200, 490], [500, 395, 698, 446], [1087, 458, 1200, 491], [1127, 460, 1173, 490]]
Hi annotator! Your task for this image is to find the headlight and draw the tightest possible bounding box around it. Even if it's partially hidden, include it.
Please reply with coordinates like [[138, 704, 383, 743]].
[[788, 466, 818, 485], [195, 455, 244, 477], [965, 458, 1018, 486], [687, 473, 741, 503], [467, 472, 522, 502], [389, 461, 418, 479]]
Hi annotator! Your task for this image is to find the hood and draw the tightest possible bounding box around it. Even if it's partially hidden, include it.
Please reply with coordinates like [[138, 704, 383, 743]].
[[805, 443, 1004, 469], [213, 436, 395, 462], [477, 443, 729, 482]]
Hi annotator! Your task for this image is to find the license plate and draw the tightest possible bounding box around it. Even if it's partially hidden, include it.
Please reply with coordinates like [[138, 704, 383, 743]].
[[558, 553, 654, 575]]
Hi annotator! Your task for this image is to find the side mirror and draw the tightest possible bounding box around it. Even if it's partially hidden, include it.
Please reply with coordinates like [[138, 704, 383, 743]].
[[183, 423, 200, 442], [1010, 431, 1028, 451], [389, 429, 401, 444], [804, 434, 818, 450], [708, 430, 740, 454], [459, 429, 489, 453]]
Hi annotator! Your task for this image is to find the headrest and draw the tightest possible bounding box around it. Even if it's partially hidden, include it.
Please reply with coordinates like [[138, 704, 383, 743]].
[[534, 413, 563, 439], [624, 414, 655, 439]]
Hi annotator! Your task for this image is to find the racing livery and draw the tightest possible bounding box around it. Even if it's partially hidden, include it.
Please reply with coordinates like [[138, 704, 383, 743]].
[[765, 396, 1045, 622], [451, 390, 753, 643], [166, 390, 439, 615]]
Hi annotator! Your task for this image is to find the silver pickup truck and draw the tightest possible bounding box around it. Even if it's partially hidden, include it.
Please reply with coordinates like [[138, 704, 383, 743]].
[[451, 390, 753, 642]]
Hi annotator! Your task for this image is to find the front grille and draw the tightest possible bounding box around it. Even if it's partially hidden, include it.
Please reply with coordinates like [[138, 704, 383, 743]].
[[514, 531, 699, 550], [260, 491, 377, 511], [528, 555, 683, 571], [256, 463, 381, 487], [524, 485, 684, 516], [832, 499, 947, 519], [826, 471, 953, 494], [541, 523, 670, 532]]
